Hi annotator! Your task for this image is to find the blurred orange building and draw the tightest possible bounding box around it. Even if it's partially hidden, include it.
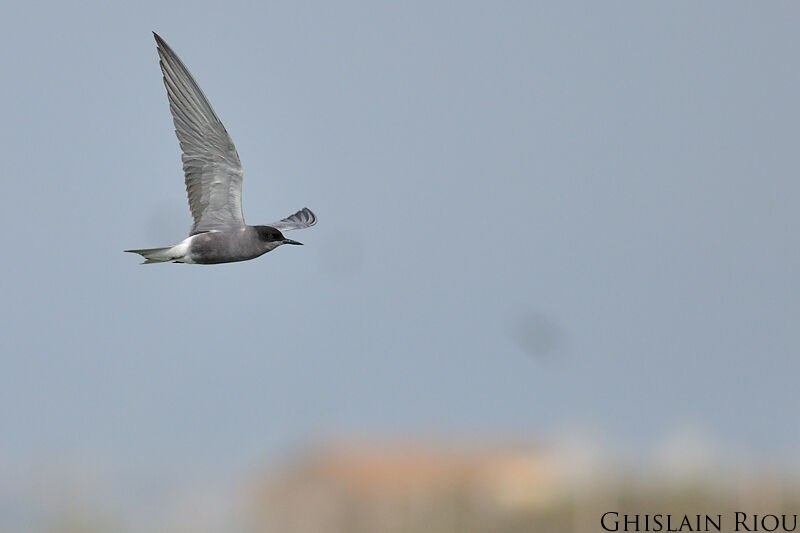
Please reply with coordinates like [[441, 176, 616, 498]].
[[249, 443, 570, 533]]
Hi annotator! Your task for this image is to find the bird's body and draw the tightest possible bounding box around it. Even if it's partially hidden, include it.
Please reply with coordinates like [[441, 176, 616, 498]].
[[185, 228, 278, 264], [134, 226, 303, 265], [126, 33, 316, 265]]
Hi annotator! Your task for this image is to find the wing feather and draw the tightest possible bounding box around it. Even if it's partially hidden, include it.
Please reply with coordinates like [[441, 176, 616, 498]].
[[270, 208, 318, 232], [154, 32, 245, 235]]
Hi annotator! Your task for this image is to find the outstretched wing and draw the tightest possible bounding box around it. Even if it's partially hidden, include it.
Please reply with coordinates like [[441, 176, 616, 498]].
[[269, 207, 317, 232], [154, 32, 245, 235]]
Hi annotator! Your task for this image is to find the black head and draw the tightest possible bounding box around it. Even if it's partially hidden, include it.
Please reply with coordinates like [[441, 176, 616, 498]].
[[256, 226, 303, 246]]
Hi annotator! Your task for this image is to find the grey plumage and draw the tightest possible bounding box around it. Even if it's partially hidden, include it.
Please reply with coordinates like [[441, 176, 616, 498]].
[[126, 33, 317, 265], [270, 207, 317, 232], [154, 32, 244, 236]]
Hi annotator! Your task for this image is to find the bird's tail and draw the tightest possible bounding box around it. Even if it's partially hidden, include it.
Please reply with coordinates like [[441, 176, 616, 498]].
[[124, 246, 176, 264]]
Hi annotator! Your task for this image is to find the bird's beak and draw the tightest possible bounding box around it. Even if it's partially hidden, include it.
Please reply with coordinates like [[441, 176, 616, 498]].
[[283, 238, 303, 245]]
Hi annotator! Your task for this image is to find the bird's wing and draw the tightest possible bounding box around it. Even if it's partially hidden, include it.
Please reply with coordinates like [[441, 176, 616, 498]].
[[269, 207, 317, 232], [154, 32, 245, 235]]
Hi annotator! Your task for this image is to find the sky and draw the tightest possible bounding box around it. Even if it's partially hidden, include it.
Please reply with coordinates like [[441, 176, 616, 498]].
[[1, 0, 800, 502]]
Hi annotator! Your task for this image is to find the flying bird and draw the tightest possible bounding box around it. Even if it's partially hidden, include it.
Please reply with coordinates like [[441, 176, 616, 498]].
[[126, 33, 317, 264]]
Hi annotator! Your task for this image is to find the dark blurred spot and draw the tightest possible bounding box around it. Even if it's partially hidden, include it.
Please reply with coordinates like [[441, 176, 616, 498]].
[[511, 311, 563, 359]]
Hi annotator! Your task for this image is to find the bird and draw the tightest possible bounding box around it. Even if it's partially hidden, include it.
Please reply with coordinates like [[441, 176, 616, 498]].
[[125, 32, 317, 264]]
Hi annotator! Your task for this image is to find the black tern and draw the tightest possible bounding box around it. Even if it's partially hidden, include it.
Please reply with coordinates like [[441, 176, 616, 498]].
[[126, 33, 317, 264]]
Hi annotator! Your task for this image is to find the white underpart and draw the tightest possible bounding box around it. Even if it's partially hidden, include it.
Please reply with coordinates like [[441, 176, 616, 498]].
[[168, 235, 198, 263]]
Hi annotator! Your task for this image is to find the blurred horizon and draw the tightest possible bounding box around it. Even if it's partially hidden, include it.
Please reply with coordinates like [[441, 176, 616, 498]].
[[4, 430, 800, 532]]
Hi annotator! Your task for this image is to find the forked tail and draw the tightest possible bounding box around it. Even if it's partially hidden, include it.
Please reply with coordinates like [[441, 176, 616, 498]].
[[124, 246, 175, 264]]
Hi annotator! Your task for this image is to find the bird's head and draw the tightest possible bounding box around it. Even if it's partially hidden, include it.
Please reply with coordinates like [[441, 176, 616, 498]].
[[256, 226, 303, 246]]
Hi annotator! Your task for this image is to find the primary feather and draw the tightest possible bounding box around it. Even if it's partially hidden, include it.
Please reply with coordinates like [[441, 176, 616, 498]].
[[270, 207, 318, 232], [154, 32, 245, 235]]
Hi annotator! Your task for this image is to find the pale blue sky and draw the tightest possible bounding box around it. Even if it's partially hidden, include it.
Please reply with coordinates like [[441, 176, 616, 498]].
[[1, 0, 799, 482]]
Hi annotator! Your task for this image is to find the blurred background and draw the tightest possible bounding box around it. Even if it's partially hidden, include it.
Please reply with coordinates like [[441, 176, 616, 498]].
[[1, 1, 799, 531]]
